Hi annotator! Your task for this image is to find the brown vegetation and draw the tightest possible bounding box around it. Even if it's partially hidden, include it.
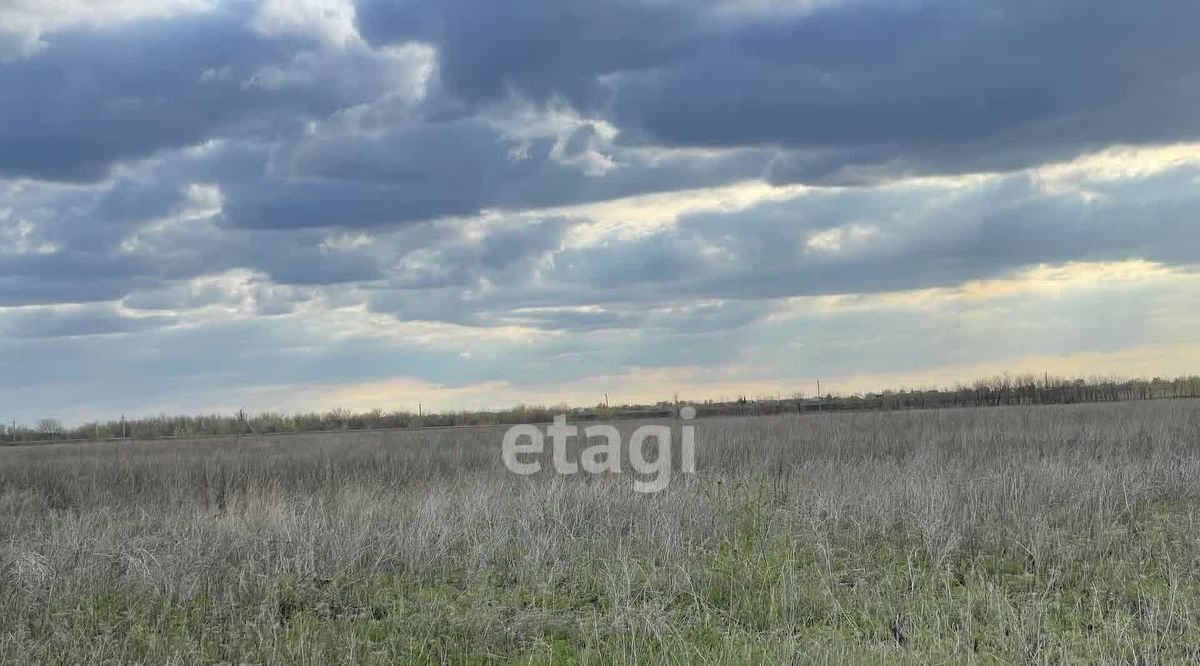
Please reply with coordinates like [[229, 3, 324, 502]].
[[1, 400, 1200, 661]]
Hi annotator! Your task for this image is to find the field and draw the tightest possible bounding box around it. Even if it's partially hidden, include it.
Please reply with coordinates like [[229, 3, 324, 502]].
[[2, 400, 1200, 663]]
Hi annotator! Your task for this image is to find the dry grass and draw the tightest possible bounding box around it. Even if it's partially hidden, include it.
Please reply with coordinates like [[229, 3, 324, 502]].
[[2, 400, 1200, 663]]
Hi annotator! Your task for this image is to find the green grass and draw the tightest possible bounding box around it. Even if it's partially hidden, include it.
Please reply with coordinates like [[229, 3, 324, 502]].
[[17, 496, 1200, 664]]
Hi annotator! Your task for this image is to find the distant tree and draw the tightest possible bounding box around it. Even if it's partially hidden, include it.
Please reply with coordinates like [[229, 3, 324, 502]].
[[36, 418, 63, 440]]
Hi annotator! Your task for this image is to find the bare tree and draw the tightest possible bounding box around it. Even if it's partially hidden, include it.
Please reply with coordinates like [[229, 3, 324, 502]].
[[36, 418, 63, 440]]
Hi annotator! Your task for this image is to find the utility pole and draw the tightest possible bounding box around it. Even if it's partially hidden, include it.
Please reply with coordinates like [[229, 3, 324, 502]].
[[121, 414, 126, 439], [816, 380, 822, 412]]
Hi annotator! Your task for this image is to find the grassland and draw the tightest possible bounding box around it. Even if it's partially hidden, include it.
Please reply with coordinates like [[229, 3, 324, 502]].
[[2, 400, 1200, 663]]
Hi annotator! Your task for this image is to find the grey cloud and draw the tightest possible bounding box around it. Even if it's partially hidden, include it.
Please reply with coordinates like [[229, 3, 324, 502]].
[[356, 161, 1200, 335], [611, 0, 1200, 179], [356, 0, 701, 107], [28, 0, 1191, 243], [4, 263, 1192, 425], [224, 115, 770, 229], [490, 299, 767, 335], [1, 9, 273, 181], [650, 169, 1200, 301], [121, 276, 317, 316], [2, 0, 1200, 423], [0, 303, 175, 339], [0, 6, 421, 182], [497, 307, 643, 333], [358, 0, 1200, 181]]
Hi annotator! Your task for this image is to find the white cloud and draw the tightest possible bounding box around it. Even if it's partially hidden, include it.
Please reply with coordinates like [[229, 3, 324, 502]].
[[0, 209, 57, 254], [804, 223, 880, 255], [319, 232, 373, 253], [1033, 143, 1200, 198], [492, 102, 620, 177], [0, 0, 211, 59], [119, 183, 224, 254], [252, 0, 361, 48]]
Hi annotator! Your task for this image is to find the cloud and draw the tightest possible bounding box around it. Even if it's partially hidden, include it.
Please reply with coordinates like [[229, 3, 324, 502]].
[[220, 105, 770, 229], [0, 303, 175, 339], [0, 0, 212, 60], [359, 0, 1200, 182], [618, 0, 1200, 179], [355, 0, 702, 107], [253, 0, 361, 48], [4, 257, 1199, 424], [2, 0, 1199, 422], [0, 4, 429, 181], [353, 151, 1200, 330]]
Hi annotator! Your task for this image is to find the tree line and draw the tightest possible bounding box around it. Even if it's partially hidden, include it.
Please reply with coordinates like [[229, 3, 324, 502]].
[[702, 373, 1200, 417], [6, 373, 1200, 444]]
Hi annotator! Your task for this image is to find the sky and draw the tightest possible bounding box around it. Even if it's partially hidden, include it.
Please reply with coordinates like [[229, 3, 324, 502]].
[[1, 0, 1199, 425]]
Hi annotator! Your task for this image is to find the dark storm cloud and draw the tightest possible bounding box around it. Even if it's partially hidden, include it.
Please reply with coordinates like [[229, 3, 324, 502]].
[[0, 250, 159, 306], [0, 4, 414, 182], [359, 0, 1200, 180], [223, 116, 770, 229], [617, 1, 1200, 144], [355, 0, 701, 107], [10, 0, 1193, 240], [1, 8, 270, 181]]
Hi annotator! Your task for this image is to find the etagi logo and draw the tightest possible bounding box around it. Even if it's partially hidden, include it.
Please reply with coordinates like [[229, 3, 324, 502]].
[[501, 407, 697, 493]]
